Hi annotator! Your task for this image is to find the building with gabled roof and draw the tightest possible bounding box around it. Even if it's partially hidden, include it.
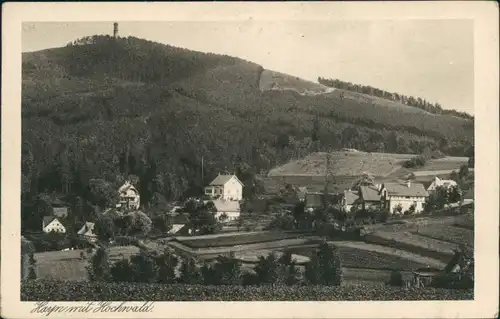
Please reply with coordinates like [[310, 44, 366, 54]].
[[342, 189, 361, 212], [427, 176, 458, 192], [77, 222, 97, 242], [204, 173, 243, 201], [118, 181, 140, 210], [42, 216, 66, 233], [380, 180, 429, 214]]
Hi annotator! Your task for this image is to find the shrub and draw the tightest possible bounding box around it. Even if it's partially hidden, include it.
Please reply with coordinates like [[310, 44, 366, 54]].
[[21, 280, 474, 301], [110, 259, 135, 282], [254, 252, 280, 285], [178, 257, 202, 284], [388, 270, 403, 287], [305, 242, 342, 286], [87, 247, 111, 282]]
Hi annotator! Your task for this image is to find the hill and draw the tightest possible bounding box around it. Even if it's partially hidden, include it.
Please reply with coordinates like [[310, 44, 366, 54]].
[[22, 35, 474, 212]]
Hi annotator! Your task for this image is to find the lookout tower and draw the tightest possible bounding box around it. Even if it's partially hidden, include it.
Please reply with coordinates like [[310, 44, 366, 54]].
[[113, 22, 119, 38]]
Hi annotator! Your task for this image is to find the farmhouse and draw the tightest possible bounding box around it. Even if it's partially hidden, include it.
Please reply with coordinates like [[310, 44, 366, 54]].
[[380, 181, 428, 214], [211, 199, 241, 222], [427, 176, 457, 192], [77, 222, 97, 243], [204, 173, 243, 201], [118, 181, 140, 210], [42, 216, 66, 233]]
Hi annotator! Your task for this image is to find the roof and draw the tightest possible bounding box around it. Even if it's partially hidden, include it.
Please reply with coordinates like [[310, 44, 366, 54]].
[[168, 213, 190, 225], [77, 222, 96, 236], [211, 199, 241, 212], [359, 185, 381, 202], [53, 207, 68, 218], [305, 192, 339, 208], [42, 216, 60, 228], [343, 190, 360, 205], [118, 181, 138, 194], [209, 174, 243, 186], [383, 182, 429, 197]]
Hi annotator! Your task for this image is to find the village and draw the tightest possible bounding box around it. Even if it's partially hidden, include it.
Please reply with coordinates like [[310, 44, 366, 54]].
[[22, 153, 475, 292]]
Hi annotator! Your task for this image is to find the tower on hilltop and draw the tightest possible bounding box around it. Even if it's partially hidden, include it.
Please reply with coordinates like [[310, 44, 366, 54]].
[[113, 22, 119, 38]]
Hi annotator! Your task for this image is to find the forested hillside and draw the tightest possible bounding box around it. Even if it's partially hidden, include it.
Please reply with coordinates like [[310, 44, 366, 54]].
[[22, 35, 474, 216]]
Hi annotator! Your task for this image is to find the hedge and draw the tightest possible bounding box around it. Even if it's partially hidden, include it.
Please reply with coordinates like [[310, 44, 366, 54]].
[[22, 280, 472, 301]]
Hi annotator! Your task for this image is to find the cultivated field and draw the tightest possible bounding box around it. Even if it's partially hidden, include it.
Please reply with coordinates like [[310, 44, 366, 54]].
[[414, 224, 474, 247], [35, 245, 140, 281]]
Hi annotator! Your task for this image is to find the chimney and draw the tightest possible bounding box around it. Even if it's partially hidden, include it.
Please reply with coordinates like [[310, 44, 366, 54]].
[[113, 22, 119, 38]]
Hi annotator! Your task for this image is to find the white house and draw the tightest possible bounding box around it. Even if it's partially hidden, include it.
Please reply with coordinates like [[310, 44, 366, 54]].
[[427, 176, 457, 192], [42, 216, 66, 233], [211, 199, 241, 222], [204, 174, 243, 201], [77, 222, 97, 242], [380, 181, 429, 214], [118, 181, 140, 210]]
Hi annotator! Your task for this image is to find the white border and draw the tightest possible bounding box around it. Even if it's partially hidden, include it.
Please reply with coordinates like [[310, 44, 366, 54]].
[[2, 2, 499, 319]]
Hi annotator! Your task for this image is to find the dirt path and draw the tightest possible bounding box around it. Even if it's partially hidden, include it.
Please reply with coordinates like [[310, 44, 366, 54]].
[[330, 241, 446, 269]]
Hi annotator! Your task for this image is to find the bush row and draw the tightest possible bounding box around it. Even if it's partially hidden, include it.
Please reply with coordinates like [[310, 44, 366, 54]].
[[21, 280, 473, 301]]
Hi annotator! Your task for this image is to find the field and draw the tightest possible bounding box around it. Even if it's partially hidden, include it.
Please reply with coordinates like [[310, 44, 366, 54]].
[[365, 231, 458, 262], [265, 151, 468, 196], [285, 241, 446, 271], [413, 224, 474, 247], [174, 231, 312, 249], [35, 246, 140, 281], [260, 70, 335, 95]]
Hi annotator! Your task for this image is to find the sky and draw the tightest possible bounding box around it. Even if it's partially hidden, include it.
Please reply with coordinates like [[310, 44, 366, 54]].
[[22, 20, 474, 114]]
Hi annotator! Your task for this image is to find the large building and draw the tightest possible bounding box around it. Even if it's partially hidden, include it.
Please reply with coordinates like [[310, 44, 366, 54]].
[[118, 181, 140, 210], [204, 174, 243, 201], [380, 181, 429, 213]]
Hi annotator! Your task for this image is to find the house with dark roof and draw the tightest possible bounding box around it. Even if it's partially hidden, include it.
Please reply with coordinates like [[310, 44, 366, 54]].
[[341, 189, 361, 212], [204, 173, 243, 201], [42, 216, 66, 233], [305, 192, 341, 210], [380, 180, 429, 214], [77, 222, 97, 242], [359, 185, 382, 211]]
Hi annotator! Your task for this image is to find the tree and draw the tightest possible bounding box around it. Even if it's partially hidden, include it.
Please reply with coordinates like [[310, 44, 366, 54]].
[[284, 261, 301, 286], [393, 204, 403, 215], [110, 258, 135, 282], [87, 247, 111, 282], [305, 242, 342, 286], [94, 214, 117, 242], [155, 247, 179, 284], [178, 257, 202, 284], [254, 252, 280, 285], [458, 165, 469, 180], [127, 211, 152, 237], [88, 179, 118, 209], [203, 255, 242, 285], [184, 199, 221, 235], [129, 250, 159, 283]]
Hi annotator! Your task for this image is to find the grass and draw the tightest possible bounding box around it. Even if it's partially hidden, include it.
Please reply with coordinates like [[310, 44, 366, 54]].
[[365, 231, 457, 262], [34, 245, 140, 281], [414, 225, 474, 247], [260, 70, 334, 95]]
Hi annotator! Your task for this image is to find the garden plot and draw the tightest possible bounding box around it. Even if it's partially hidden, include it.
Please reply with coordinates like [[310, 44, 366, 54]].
[[413, 224, 474, 247], [365, 231, 457, 262], [176, 231, 312, 249]]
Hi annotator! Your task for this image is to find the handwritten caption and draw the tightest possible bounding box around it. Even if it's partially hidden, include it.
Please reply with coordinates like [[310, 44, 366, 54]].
[[31, 301, 155, 316]]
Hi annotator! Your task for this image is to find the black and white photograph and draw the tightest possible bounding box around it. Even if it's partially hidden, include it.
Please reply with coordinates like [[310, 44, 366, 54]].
[[2, 2, 498, 319]]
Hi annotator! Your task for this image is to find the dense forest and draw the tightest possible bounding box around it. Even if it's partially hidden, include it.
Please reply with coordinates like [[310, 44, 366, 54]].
[[21, 35, 474, 229], [318, 77, 473, 120]]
